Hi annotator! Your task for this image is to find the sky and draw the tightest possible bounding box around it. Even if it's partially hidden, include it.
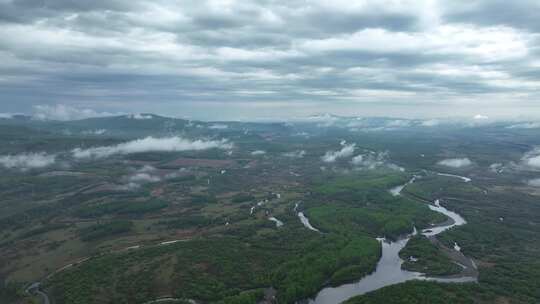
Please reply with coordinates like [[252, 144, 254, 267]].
[[0, 0, 539, 121]]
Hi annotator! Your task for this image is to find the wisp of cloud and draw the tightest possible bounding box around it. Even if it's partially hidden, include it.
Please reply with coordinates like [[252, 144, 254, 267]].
[[0, 152, 56, 170], [437, 158, 473, 168], [72, 136, 233, 159]]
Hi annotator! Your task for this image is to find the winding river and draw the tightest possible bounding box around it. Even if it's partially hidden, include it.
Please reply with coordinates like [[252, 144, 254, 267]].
[[305, 198, 477, 304]]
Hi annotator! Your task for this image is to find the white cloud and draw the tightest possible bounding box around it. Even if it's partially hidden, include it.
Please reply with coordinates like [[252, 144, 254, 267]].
[[421, 119, 440, 127], [522, 148, 540, 169], [82, 129, 107, 135], [283, 150, 306, 158], [129, 172, 161, 183], [129, 113, 153, 120], [33, 104, 119, 121], [473, 114, 489, 120], [72, 136, 233, 159], [322, 142, 356, 163], [0, 152, 56, 170], [251, 150, 266, 155], [351, 151, 400, 170], [437, 157, 473, 168]]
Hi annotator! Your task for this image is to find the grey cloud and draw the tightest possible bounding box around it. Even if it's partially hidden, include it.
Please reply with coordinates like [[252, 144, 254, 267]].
[[0, 1, 539, 119], [443, 0, 540, 32]]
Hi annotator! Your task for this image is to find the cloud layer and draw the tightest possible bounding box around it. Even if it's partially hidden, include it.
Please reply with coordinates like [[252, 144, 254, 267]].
[[522, 148, 540, 169], [437, 157, 472, 168], [0, 153, 56, 170], [322, 142, 356, 163], [33, 104, 120, 121], [527, 178, 540, 187], [72, 136, 233, 159], [1, 1, 540, 119]]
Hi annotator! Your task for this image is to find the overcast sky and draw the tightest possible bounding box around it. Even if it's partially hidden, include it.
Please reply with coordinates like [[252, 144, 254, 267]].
[[1, 0, 539, 120]]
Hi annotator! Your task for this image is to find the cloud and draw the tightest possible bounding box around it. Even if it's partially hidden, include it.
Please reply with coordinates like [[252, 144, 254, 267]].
[[0, 113, 17, 119], [421, 119, 440, 127], [522, 148, 540, 169], [322, 142, 356, 163], [72, 136, 233, 159], [129, 172, 161, 183], [82, 129, 107, 135], [283, 150, 306, 158], [0, 1, 539, 120], [385, 119, 411, 127], [129, 113, 153, 120], [208, 124, 229, 129], [437, 157, 473, 168], [251, 150, 266, 156], [351, 151, 403, 170], [506, 122, 540, 129], [32, 104, 119, 121], [527, 178, 540, 187], [473, 114, 489, 120], [0, 152, 56, 170], [489, 163, 504, 173]]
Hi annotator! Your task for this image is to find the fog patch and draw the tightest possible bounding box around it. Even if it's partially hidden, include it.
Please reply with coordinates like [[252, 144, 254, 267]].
[[386, 120, 411, 128], [129, 173, 161, 183], [521, 148, 540, 169], [351, 151, 402, 171], [0, 152, 56, 170], [283, 150, 306, 158], [437, 158, 472, 168], [251, 150, 266, 156], [120, 165, 189, 190], [129, 113, 153, 120], [33, 104, 119, 121], [72, 136, 233, 159], [322, 141, 356, 163], [421, 119, 440, 127], [489, 163, 504, 173], [82, 129, 106, 135]]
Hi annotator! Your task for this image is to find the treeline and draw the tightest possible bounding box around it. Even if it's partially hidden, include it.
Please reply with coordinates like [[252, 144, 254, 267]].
[[157, 215, 212, 229], [345, 281, 492, 304], [18, 223, 71, 239], [75, 199, 168, 217], [78, 220, 133, 241]]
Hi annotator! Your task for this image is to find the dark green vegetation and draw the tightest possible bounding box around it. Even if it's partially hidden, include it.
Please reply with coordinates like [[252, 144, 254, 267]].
[[78, 221, 134, 241], [399, 235, 461, 276], [308, 172, 446, 240], [75, 199, 168, 218], [345, 281, 492, 304], [1, 115, 540, 303]]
